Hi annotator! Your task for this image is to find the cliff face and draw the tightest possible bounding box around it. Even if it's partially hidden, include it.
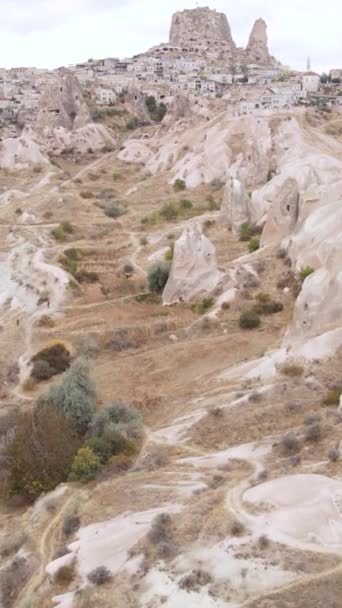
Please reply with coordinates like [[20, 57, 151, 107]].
[[169, 7, 236, 50], [35, 73, 91, 131]]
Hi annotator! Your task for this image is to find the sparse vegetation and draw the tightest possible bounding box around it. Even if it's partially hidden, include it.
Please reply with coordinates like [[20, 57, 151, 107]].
[[322, 388, 342, 406], [140, 236, 148, 246], [299, 266, 315, 282], [281, 432, 300, 453], [147, 263, 170, 294], [63, 516, 81, 537], [248, 237, 260, 253], [210, 178, 225, 191], [160, 203, 178, 221], [230, 520, 245, 536], [87, 566, 112, 585], [328, 448, 339, 462], [104, 203, 126, 219], [304, 422, 322, 443], [54, 563, 76, 586], [239, 309, 261, 330], [52, 225, 65, 240], [279, 362, 304, 377], [173, 178, 186, 192], [126, 117, 138, 130], [165, 242, 174, 262], [194, 297, 215, 315]]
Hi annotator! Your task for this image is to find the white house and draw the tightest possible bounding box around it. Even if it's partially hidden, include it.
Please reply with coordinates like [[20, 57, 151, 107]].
[[302, 72, 320, 93]]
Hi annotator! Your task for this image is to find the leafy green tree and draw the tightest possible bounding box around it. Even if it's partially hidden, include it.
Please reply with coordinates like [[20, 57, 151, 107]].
[[69, 447, 100, 481], [39, 358, 96, 435], [147, 263, 170, 294]]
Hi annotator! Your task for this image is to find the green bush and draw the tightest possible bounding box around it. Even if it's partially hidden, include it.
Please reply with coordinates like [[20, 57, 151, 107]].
[[140, 236, 148, 246], [91, 403, 143, 441], [179, 199, 193, 211], [69, 447, 100, 482], [207, 196, 220, 211], [31, 343, 71, 381], [85, 437, 112, 464], [160, 203, 178, 221], [145, 95, 157, 113], [39, 358, 96, 435], [239, 222, 253, 242], [126, 117, 138, 130], [248, 238, 260, 253], [210, 178, 225, 191], [322, 389, 342, 406], [239, 309, 261, 330], [299, 266, 315, 282], [75, 270, 99, 284], [62, 221, 74, 234], [52, 226, 65, 241], [173, 179, 186, 192], [64, 248, 80, 261], [104, 203, 126, 219], [165, 242, 174, 262], [195, 297, 215, 315], [147, 263, 170, 294]]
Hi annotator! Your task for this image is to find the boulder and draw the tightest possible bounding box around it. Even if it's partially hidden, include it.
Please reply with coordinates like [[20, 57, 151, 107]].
[[0, 135, 50, 170], [162, 224, 221, 305]]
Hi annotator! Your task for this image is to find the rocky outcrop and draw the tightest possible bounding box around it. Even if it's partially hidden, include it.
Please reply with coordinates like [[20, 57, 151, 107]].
[[261, 177, 299, 245], [246, 19, 271, 64], [221, 177, 250, 234], [0, 134, 50, 170], [169, 8, 236, 52], [35, 73, 91, 131], [162, 224, 221, 305]]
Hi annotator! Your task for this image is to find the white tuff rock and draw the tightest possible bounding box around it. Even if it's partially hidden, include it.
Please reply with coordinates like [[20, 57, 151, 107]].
[[162, 224, 221, 305]]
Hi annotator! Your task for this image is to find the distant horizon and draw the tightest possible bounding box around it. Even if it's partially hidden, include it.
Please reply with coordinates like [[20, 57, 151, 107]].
[[1, 0, 341, 73]]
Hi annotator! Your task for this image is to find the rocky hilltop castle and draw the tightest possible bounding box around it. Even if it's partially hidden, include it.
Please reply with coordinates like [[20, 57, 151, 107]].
[[168, 7, 274, 66]]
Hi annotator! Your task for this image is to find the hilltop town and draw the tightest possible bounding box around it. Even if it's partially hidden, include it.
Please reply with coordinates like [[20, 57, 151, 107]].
[[1, 7, 342, 140]]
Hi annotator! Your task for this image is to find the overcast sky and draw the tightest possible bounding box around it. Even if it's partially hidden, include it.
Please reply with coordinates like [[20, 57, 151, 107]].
[[1, 0, 341, 72]]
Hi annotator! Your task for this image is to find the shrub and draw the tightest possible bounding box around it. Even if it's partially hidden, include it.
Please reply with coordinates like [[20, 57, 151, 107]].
[[254, 300, 284, 316], [75, 270, 99, 284], [248, 238, 260, 253], [179, 198, 193, 211], [210, 178, 225, 191], [63, 516, 81, 537], [31, 343, 71, 381], [304, 423, 322, 443], [91, 403, 143, 441], [140, 236, 148, 246], [87, 566, 112, 586], [52, 226, 65, 241], [299, 266, 315, 282], [231, 520, 245, 536], [148, 513, 173, 544], [195, 297, 214, 315], [258, 534, 270, 549], [126, 117, 138, 130], [112, 172, 120, 181], [281, 432, 300, 453], [39, 358, 96, 435], [165, 242, 174, 262], [79, 335, 99, 360], [207, 196, 220, 211], [104, 203, 126, 219], [43, 210, 53, 219], [54, 563, 75, 586], [145, 95, 157, 113], [15, 207, 23, 215], [69, 447, 101, 482], [239, 309, 261, 330], [239, 222, 253, 242], [2, 407, 80, 501], [147, 263, 170, 294], [85, 437, 112, 464], [62, 221, 74, 234], [80, 191, 93, 199], [64, 248, 80, 261], [279, 362, 304, 377], [160, 203, 178, 221], [173, 178, 186, 192], [322, 389, 342, 406]]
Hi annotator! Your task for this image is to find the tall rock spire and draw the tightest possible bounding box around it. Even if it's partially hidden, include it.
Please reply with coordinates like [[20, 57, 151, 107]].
[[246, 18, 271, 64]]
